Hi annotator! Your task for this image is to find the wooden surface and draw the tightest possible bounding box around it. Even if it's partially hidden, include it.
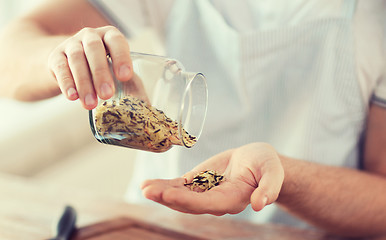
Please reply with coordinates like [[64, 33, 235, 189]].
[[73, 217, 207, 240], [0, 173, 366, 240]]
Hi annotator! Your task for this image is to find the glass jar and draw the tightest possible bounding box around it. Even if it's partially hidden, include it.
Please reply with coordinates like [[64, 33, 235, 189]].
[[89, 52, 208, 152]]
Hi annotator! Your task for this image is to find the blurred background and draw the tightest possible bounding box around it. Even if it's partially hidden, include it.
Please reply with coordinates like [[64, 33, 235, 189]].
[[0, 0, 147, 199]]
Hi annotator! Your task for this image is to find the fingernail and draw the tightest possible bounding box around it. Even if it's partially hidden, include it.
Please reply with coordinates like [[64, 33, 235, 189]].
[[67, 88, 77, 98], [262, 196, 268, 206], [85, 93, 96, 106], [100, 83, 113, 98], [119, 64, 131, 78]]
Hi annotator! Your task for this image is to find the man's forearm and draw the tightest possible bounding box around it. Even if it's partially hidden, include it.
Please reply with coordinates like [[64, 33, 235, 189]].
[[0, 19, 66, 100], [277, 156, 386, 238]]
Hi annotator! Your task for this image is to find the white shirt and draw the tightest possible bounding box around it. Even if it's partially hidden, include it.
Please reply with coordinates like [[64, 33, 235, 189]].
[[89, 0, 386, 228]]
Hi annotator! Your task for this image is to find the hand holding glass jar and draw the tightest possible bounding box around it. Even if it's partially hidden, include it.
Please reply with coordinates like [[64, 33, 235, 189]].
[[48, 26, 207, 152]]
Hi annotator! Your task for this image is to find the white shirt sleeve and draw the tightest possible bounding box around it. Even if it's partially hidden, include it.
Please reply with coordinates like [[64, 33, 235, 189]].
[[88, 0, 174, 37]]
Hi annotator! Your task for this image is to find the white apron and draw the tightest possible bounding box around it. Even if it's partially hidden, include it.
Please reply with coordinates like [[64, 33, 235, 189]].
[[126, 0, 366, 228]]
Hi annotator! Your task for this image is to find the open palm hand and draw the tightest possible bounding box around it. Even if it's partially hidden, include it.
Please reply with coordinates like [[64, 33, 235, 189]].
[[141, 143, 284, 216]]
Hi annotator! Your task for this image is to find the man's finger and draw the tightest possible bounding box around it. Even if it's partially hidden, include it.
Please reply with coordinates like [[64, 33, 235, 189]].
[[100, 26, 133, 82]]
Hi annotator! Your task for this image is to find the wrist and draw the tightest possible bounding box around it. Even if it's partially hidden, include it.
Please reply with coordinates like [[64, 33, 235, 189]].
[[276, 154, 298, 204]]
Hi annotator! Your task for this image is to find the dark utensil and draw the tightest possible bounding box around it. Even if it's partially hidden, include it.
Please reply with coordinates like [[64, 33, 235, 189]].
[[49, 205, 77, 240]]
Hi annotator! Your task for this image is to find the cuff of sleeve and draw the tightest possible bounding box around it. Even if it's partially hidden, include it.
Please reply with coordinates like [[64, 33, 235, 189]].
[[371, 94, 386, 108]]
